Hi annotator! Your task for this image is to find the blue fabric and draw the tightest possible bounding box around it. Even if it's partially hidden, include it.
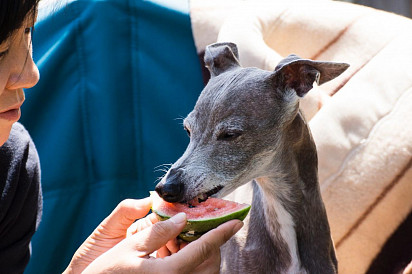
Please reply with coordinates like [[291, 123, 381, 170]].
[[20, 0, 203, 272]]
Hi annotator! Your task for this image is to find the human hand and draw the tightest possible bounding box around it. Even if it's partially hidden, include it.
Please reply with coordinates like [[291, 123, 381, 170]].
[[126, 211, 242, 274], [63, 198, 153, 274], [64, 197, 243, 274], [81, 213, 242, 274]]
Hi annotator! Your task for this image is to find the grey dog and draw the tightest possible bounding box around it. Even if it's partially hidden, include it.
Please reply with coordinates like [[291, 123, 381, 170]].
[[155, 42, 349, 273]]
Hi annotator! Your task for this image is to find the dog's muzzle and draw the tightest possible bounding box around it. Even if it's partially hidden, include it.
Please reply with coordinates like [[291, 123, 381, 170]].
[[155, 168, 185, 203]]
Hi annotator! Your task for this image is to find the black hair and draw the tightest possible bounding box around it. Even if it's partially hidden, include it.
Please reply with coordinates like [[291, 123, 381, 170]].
[[0, 0, 40, 44]]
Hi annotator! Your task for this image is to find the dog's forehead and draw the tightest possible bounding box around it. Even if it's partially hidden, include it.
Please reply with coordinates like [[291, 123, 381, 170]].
[[196, 67, 275, 111], [183, 67, 287, 134]]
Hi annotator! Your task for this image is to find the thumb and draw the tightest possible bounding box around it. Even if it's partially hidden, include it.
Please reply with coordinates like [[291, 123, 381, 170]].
[[164, 219, 243, 273], [131, 212, 187, 257], [100, 198, 153, 232]]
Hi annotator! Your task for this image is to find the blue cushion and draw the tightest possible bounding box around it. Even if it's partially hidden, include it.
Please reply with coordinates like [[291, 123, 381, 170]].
[[21, 0, 203, 272]]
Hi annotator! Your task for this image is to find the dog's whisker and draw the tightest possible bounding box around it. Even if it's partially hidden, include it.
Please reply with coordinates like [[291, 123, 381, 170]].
[[153, 176, 163, 185], [153, 164, 173, 175], [174, 116, 185, 126], [154, 168, 170, 175], [153, 163, 172, 170]]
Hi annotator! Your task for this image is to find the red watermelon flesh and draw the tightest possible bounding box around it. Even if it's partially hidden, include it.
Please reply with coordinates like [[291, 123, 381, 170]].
[[150, 191, 251, 241], [155, 195, 245, 220]]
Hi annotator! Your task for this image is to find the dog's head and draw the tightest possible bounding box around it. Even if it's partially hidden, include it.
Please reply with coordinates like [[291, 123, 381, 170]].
[[155, 42, 348, 203]]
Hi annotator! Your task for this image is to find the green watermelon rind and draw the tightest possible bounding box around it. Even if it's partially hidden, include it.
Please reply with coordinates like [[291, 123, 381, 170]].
[[151, 192, 251, 242]]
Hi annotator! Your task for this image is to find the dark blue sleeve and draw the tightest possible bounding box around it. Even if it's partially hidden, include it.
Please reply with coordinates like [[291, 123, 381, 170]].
[[0, 123, 42, 274]]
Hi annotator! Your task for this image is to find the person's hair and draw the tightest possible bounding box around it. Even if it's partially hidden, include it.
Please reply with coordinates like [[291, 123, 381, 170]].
[[0, 0, 40, 44]]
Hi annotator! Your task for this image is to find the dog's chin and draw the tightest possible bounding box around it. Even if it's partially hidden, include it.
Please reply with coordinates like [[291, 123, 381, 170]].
[[182, 185, 224, 204]]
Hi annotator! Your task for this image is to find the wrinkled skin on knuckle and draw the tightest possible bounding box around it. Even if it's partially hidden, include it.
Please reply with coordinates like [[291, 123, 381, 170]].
[[132, 221, 172, 253], [151, 221, 172, 240]]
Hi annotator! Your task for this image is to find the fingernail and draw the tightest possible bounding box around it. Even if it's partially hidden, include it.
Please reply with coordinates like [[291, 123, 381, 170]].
[[233, 221, 244, 234], [170, 212, 186, 225]]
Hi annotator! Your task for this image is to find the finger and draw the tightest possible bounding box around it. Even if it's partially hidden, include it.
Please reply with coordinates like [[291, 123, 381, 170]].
[[131, 212, 187, 257], [156, 246, 171, 258], [165, 238, 180, 254], [101, 198, 153, 232], [164, 220, 243, 273], [115, 198, 153, 227], [127, 213, 159, 237]]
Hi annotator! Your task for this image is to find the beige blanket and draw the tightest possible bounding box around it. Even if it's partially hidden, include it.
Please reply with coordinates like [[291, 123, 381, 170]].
[[190, 0, 412, 273]]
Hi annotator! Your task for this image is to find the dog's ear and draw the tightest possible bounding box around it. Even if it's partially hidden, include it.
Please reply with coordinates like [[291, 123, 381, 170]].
[[273, 54, 349, 97], [204, 42, 241, 77]]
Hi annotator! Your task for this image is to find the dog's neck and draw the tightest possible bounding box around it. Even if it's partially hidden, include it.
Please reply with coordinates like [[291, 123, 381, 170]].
[[225, 113, 337, 273], [253, 177, 303, 274]]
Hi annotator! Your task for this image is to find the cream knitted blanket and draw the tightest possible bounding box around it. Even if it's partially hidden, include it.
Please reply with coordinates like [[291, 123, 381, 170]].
[[190, 1, 412, 273]]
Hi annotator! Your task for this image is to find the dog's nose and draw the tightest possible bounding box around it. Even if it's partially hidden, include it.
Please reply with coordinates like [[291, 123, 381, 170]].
[[155, 168, 184, 203]]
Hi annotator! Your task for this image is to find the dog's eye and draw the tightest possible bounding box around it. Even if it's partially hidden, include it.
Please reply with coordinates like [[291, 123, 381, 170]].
[[217, 131, 241, 141]]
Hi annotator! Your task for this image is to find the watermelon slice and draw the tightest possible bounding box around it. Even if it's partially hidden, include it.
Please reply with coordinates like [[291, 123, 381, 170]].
[[150, 191, 251, 242]]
